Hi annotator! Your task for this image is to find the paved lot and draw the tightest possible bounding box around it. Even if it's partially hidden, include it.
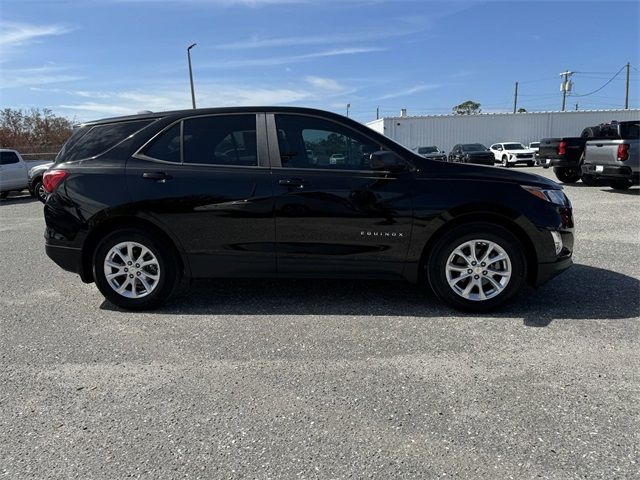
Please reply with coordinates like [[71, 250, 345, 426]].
[[1, 167, 638, 479]]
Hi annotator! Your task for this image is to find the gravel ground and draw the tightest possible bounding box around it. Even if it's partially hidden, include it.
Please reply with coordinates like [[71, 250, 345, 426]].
[[1, 167, 638, 479]]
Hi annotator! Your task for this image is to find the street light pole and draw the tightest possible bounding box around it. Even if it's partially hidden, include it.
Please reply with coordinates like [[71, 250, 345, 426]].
[[187, 43, 197, 109], [346, 103, 351, 118]]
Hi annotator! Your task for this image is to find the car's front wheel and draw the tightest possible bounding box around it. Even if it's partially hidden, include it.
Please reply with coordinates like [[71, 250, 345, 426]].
[[33, 180, 47, 202], [93, 228, 180, 310], [501, 156, 509, 167], [426, 223, 527, 312]]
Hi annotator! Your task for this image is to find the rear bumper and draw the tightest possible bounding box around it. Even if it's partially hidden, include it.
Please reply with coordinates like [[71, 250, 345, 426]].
[[549, 159, 578, 168], [45, 243, 87, 279], [582, 164, 639, 182]]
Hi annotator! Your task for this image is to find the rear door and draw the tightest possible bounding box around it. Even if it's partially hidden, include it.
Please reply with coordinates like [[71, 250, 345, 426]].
[[267, 113, 413, 278], [127, 113, 276, 278]]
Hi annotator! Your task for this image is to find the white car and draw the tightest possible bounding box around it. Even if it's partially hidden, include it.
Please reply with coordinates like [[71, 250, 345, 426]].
[[489, 142, 537, 167], [0, 149, 51, 199], [329, 153, 346, 165]]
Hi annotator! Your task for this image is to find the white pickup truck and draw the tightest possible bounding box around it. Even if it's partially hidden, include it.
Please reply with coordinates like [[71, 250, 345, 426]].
[[0, 149, 51, 199]]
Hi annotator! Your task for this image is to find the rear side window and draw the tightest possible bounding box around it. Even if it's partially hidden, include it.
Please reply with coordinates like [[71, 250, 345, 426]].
[[63, 119, 154, 162], [183, 115, 257, 166], [143, 123, 181, 163], [0, 151, 20, 165]]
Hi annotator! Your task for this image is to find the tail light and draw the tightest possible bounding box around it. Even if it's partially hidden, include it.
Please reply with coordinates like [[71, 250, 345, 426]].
[[42, 169, 69, 193], [617, 143, 630, 161], [558, 141, 567, 155]]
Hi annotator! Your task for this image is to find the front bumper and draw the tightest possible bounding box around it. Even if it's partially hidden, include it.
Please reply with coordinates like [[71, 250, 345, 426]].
[[582, 164, 639, 182], [534, 255, 573, 287]]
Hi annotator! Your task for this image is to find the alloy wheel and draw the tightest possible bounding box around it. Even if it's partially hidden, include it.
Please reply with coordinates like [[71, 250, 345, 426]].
[[445, 239, 512, 301], [103, 241, 161, 298]]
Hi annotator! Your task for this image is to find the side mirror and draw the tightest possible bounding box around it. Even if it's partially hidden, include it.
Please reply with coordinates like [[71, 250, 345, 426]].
[[369, 150, 406, 172]]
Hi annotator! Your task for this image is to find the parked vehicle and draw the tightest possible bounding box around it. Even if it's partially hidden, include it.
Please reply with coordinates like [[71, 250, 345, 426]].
[[489, 143, 536, 167], [0, 149, 50, 199], [538, 122, 627, 184], [28, 161, 54, 202], [448, 144, 494, 165], [329, 153, 346, 165], [415, 146, 447, 161], [43, 107, 574, 312], [581, 121, 639, 190], [529, 142, 540, 152]]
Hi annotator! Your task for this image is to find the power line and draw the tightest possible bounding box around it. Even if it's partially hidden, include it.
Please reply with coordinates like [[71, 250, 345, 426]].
[[572, 64, 627, 97]]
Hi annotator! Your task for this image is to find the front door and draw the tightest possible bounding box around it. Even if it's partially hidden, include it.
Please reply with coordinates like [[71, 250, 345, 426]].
[[267, 113, 413, 278], [126, 113, 275, 278]]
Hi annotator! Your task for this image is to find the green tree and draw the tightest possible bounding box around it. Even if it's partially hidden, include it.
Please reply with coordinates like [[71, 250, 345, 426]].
[[452, 100, 481, 115]]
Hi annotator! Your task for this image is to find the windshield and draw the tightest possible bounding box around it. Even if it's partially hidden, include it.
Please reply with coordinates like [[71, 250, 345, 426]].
[[504, 143, 526, 150], [529, 142, 540, 148], [461, 144, 487, 152], [418, 146, 438, 154]]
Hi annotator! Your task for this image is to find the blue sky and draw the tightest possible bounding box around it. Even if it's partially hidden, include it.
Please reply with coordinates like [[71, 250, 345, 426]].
[[1, 0, 638, 122]]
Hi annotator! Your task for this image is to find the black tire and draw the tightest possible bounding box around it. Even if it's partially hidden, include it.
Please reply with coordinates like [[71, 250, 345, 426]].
[[93, 228, 181, 310], [553, 167, 580, 184], [609, 179, 632, 190], [580, 174, 599, 186], [426, 222, 527, 312], [33, 180, 47, 203], [0, 192, 8, 199], [527, 161, 535, 167], [501, 156, 509, 167]]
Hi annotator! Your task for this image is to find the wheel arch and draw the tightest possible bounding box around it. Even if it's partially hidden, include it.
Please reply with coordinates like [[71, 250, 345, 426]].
[[414, 210, 539, 286], [79, 215, 189, 283]]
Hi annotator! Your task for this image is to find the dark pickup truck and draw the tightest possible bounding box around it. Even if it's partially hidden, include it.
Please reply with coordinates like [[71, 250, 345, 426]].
[[539, 122, 628, 184]]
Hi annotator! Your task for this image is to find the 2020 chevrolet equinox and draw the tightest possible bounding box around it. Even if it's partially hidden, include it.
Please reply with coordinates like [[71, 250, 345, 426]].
[[43, 107, 574, 312]]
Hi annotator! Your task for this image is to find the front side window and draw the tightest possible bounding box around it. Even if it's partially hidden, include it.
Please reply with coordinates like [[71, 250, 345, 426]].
[[275, 114, 381, 170], [183, 115, 257, 166], [0, 151, 20, 165]]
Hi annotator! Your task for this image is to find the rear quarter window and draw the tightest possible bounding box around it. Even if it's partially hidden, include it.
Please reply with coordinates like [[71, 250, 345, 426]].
[[61, 119, 155, 162]]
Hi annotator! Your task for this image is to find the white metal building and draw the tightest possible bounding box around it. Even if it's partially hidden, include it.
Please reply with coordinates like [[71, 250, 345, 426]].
[[366, 109, 640, 153]]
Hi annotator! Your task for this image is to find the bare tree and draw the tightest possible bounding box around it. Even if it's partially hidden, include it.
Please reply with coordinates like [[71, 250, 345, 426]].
[[0, 108, 74, 159]]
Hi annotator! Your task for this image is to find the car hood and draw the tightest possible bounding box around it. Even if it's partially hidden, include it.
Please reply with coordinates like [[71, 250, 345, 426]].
[[28, 161, 54, 176], [464, 151, 493, 155], [415, 158, 559, 189], [506, 149, 535, 154], [423, 152, 446, 158]]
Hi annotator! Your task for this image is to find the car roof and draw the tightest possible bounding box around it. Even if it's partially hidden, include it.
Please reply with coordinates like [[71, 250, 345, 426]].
[[0, 149, 18, 153], [78, 106, 353, 127]]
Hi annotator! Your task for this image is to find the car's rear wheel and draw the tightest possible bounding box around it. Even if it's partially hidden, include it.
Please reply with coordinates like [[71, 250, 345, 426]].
[[553, 167, 580, 183], [580, 174, 599, 186], [426, 223, 527, 312], [609, 179, 632, 190], [93, 228, 180, 310]]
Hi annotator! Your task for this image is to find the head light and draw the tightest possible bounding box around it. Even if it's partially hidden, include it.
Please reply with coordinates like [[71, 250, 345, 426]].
[[521, 185, 570, 206]]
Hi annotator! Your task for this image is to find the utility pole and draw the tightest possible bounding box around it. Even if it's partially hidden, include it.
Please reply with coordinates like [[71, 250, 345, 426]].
[[376, 106, 379, 120], [513, 81, 519, 113], [346, 103, 351, 118], [575, 103, 579, 111], [559, 70, 573, 111], [187, 43, 197, 109], [624, 62, 630, 109]]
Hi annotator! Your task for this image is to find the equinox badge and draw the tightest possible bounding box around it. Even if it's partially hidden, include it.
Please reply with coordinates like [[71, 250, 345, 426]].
[[361, 231, 405, 237]]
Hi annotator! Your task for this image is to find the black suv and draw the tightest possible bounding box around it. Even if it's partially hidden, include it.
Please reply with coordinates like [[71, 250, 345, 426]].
[[44, 107, 574, 312]]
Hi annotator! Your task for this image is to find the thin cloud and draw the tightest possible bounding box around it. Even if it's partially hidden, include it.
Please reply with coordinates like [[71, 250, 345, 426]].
[[305, 76, 344, 92], [1, 66, 81, 88], [378, 84, 441, 100], [0, 21, 72, 47], [217, 28, 420, 50], [202, 47, 386, 68]]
